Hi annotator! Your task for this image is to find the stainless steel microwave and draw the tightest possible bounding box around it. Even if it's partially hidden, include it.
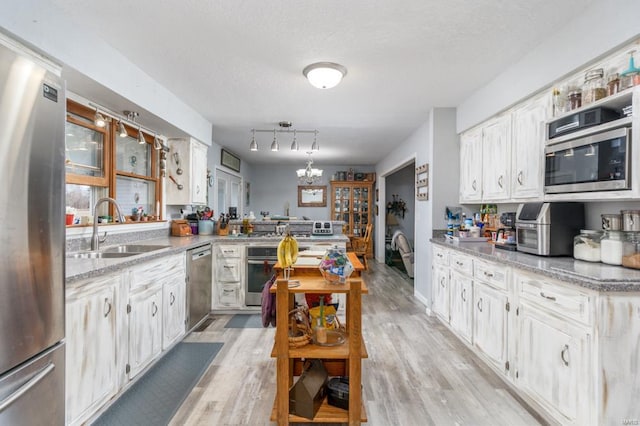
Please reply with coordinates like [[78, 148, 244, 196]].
[[544, 126, 631, 194]]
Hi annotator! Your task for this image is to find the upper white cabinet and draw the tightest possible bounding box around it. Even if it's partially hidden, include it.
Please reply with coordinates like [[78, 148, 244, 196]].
[[459, 127, 483, 202], [511, 94, 549, 200], [166, 137, 208, 205], [481, 114, 512, 201]]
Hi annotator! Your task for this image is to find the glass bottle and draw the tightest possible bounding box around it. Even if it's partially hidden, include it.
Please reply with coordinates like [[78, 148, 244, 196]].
[[573, 230, 603, 262], [567, 90, 582, 111], [582, 68, 606, 105], [607, 73, 620, 96], [622, 232, 640, 269], [601, 230, 624, 265]]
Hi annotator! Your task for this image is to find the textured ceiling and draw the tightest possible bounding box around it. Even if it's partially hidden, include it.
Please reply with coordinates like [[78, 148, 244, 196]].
[[52, 0, 593, 166]]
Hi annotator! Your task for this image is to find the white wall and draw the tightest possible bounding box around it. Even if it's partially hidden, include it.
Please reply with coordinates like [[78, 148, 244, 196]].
[[457, 0, 640, 133], [250, 164, 375, 220], [0, 0, 212, 144]]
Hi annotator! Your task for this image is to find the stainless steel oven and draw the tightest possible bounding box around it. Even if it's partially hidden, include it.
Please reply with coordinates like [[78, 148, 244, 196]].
[[544, 126, 631, 194], [245, 244, 311, 306]]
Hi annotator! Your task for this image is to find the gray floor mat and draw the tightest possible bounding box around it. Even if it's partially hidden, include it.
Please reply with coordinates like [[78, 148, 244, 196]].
[[93, 342, 223, 426], [224, 314, 264, 328]]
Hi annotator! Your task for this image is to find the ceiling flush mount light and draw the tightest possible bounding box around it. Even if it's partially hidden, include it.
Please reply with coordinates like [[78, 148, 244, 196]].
[[297, 152, 323, 184], [303, 62, 347, 89], [249, 121, 319, 153]]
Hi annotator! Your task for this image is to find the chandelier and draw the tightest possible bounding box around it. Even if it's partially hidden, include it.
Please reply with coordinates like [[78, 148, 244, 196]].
[[297, 152, 323, 184], [249, 121, 319, 152]]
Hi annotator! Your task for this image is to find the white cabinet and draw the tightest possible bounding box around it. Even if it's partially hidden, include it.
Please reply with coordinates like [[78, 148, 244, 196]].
[[432, 265, 450, 322], [459, 127, 483, 202], [511, 94, 548, 200], [166, 137, 208, 205], [449, 270, 473, 343], [482, 114, 512, 201], [473, 281, 509, 373], [517, 302, 591, 425], [214, 244, 244, 308], [66, 273, 120, 426], [127, 254, 186, 378], [127, 282, 163, 379], [163, 276, 186, 350]]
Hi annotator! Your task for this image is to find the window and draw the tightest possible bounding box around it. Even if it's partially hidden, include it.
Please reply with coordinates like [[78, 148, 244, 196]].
[[65, 100, 162, 225]]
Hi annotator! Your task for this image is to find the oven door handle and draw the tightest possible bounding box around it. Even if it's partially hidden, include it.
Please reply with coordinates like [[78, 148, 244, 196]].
[[247, 259, 277, 264]]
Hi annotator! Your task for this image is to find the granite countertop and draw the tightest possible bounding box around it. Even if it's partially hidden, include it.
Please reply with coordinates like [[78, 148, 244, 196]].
[[66, 234, 349, 284], [431, 237, 640, 292]]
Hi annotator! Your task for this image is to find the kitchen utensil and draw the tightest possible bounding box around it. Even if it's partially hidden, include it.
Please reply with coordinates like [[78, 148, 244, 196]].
[[601, 213, 622, 230], [173, 152, 183, 175], [169, 175, 183, 190]]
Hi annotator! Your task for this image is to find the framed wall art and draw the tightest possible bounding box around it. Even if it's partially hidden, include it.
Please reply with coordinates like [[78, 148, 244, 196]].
[[221, 148, 241, 172], [298, 185, 327, 207]]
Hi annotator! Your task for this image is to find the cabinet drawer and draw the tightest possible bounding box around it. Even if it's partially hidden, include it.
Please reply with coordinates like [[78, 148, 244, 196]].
[[517, 272, 592, 325], [216, 258, 241, 282], [450, 252, 473, 276], [130, 254, 185, 289], [218, 283, 241, 306], [217, 245, 242, 258], [432, 245, 449, 266], [474, 258, 508, 291]]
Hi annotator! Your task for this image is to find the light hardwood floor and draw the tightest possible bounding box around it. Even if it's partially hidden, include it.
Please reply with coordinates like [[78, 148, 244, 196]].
[[171, 262, 544, 426]]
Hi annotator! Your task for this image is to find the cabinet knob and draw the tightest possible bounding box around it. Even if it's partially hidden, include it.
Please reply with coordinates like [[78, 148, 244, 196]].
[[498, 175, 504, 189], [472, 180, 477, 191], [539, 292, 557, 301], [103, 298, 112, 318], [461, 288, 466, 302], [477, 297, 483, 312], [517, 171, 524, 185], [152, 301, 158, 317]]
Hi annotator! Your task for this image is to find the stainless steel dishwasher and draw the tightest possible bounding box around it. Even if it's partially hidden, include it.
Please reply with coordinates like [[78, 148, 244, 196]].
[[186, 244, 212, 330]]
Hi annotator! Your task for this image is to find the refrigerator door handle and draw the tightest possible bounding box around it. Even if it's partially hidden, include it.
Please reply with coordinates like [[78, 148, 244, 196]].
[[0, 362, 55, 413]]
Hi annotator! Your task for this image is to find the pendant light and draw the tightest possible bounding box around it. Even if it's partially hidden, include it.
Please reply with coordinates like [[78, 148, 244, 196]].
[[311, 130, 319, 152], [153, 134, 162, 150], [303, 62, 347, 89], [290, 130, 299, 151]]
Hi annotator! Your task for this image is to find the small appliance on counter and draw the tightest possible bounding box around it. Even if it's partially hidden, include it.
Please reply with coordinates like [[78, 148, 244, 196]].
[[494, 212, 517, 251], [171, 219, 193, 236], [515, 202, 584, 256], [312, 221, 333, 235]]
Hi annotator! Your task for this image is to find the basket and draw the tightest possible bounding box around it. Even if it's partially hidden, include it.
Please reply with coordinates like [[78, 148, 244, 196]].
[[288, 307, 312, 348]]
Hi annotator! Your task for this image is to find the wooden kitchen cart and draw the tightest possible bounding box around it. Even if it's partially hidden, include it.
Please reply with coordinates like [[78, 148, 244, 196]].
[[330, 180, 375, 258], [270, 274, 368, 425]]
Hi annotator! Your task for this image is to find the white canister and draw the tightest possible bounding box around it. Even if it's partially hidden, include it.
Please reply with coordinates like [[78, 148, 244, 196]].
[[469, 226, 481, 238]]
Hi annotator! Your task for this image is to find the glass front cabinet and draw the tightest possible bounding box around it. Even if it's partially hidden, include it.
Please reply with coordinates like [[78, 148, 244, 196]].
[[330, 180, 375, 257]]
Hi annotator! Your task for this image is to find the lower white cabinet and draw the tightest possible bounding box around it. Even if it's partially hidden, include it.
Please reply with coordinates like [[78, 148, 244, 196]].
[[127, 283, 163, 379], [473, 281, 509, 373], [163, 276, 186, 350], [432, 265, 450, 322], [218, 282, 241, 306], [449, 270, 473, 343], [214, 244, 244, 308], [66, 273, 120, 426], [517, 301, 591, 425]]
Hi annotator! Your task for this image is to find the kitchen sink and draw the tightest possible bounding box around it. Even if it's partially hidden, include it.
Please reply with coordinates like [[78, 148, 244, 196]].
[[101, 244, 171, 253], [67, 251, 139, 259]]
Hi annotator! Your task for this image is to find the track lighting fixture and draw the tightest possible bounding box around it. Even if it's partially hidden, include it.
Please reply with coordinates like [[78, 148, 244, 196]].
[[138, 128, 146, 145], [118, 120, 127, 138], [94, 108, 106, 127], [153, 134, 162, 150], [249, 122, 319, 153]]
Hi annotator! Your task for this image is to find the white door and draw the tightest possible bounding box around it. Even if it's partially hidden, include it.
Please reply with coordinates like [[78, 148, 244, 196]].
[[482, 115, 512, 201], [449, 271, 473, 343], [517, 302, 591, 424], [459, 127, 483, 202], [65, 276, 119, 426], [511, 95, 548, 200], [162, 276, 186, 350], [216, 169, 242, 218], [128, 284, 163, 379], [473, 281, 509, 373], [432, 265, 450, 322]]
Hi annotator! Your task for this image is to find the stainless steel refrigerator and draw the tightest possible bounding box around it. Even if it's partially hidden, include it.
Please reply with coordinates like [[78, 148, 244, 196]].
[[0, 38, 66, 425]]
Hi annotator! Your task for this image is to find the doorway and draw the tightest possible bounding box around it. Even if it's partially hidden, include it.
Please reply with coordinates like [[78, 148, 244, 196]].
[[215, 168, 242, 219]]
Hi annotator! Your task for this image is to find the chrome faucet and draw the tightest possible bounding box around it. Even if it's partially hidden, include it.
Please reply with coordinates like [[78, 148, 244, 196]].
[[91, 197, 126, 251]]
